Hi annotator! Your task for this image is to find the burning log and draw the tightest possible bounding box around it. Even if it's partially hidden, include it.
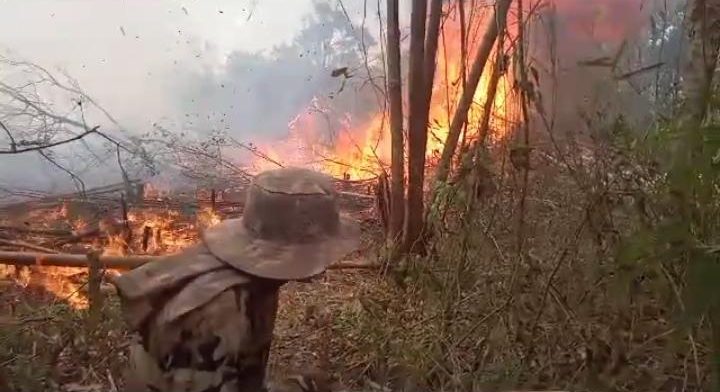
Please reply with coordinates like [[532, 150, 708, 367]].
[[142, 226, 152, 251]]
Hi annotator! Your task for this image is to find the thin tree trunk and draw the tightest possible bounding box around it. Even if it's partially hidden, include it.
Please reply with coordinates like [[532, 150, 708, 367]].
[[423, 0, 444, 115], [405, 0, 444, 253], [476, 37, 505, 147], [515, 0, 532, 260], [433, 0, 512, 185], [459, 0, 469, 150], [403, 0, 429, 253], [386, 0, 405, 245], [680, 0, 720, 129]]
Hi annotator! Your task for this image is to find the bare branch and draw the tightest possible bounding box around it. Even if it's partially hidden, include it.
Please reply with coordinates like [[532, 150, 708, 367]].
[[37, 149, 87, 196], [0, 125, 99, 154]]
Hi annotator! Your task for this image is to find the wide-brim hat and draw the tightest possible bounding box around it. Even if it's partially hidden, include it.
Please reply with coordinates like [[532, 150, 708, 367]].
[[201, 167, 361, 280]]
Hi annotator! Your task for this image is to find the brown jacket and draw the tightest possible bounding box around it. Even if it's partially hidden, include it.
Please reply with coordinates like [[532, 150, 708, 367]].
[[113, 244, 281, 392]]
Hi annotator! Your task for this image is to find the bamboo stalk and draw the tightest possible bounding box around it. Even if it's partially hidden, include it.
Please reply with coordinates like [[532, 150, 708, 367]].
[[0, 251, 155, 269], [0, 251, 380, 270]]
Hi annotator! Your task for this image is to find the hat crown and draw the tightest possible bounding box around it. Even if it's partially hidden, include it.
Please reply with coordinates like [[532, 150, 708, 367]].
[[242, 167, 341, 244]]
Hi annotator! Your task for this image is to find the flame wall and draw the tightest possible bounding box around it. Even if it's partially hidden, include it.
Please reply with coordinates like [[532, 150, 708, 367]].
[[250, 0, 662, 180]]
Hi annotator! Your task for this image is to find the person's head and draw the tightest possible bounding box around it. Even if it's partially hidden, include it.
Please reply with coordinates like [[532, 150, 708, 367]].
[[200, 167, 360, 282]]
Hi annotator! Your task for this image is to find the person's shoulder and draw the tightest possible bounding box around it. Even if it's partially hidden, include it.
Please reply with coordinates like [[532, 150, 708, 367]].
[[112, 243, 225, 301]]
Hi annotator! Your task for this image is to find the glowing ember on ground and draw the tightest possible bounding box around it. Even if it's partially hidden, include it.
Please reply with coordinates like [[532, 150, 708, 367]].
[[0, 200, 225, 310]]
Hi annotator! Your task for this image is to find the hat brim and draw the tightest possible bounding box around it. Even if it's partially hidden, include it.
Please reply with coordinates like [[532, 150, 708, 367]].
[[200, 216, 361, 280]]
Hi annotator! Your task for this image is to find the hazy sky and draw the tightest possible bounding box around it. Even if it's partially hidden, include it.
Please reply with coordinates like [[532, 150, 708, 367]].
[[0, 0, 341, 130], [0, 0, 406, 193], [0, 0, 667, 195]]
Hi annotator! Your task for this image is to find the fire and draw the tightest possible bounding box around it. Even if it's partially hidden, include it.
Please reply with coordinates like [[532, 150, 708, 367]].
[[250, 4, 512, 180], [102, 206, 221, 256], [0, 199, 223, 310]]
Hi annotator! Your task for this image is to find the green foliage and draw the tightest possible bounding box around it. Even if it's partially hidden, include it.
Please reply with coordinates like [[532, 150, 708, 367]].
[[613, 109, 720, 391]]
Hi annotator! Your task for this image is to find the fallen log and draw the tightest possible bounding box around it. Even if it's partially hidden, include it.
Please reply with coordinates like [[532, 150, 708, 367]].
[[0, 251, 380, 271]]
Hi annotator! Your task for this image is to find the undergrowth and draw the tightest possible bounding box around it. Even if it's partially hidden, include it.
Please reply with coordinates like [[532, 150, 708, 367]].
[[0, 287, 128, 392], [333, 115, 720, 391]]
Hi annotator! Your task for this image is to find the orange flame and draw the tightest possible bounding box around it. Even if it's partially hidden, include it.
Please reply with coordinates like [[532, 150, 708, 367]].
[[1, 200, 224, 310], [251, 5, 512, 180]]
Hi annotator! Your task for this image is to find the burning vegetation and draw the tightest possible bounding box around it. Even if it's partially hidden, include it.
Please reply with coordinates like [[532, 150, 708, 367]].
[[2, 0, 720, 391]]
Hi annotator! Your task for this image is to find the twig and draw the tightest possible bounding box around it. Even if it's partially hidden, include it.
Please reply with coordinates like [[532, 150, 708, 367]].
[[529, 214, 588, 335], [107, 369, 118, 392], [38, 150, 87, 197], [0, 225, 72, 236], [0, 120, 17, 152]]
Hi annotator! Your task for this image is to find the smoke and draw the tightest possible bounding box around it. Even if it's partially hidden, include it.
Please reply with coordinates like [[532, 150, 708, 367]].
[[175, 1, 381, 143], [0, 0, 387, 197], [0, 0, 688, 199], [529, 0, 686, 142]]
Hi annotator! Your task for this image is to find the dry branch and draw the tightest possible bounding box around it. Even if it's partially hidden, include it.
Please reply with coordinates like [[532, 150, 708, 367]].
[[0, 126, 100, 154], [0, 225, 72, 236], [53, 228, 102, 246], [434, 0, 512, 185], [0, 238, 58, 253]]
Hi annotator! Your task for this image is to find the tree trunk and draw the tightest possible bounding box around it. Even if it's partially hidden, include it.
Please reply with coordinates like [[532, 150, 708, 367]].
[[680, 0, 720, 128], [386, 0, 405, 245], [433, 0, 512, 186], [423, 0, 444, 117], [476, 29, 506, 147], [403, 0, 429, 253]]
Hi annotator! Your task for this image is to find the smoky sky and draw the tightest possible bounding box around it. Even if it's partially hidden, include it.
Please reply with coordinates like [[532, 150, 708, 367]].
[[0, 0, 678, 197], [0, 0, 403, 195], [177, 1, 382, 142]]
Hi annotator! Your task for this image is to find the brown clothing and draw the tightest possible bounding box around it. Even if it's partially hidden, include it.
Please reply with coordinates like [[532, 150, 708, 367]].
[[113, 244, 282, 392]]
